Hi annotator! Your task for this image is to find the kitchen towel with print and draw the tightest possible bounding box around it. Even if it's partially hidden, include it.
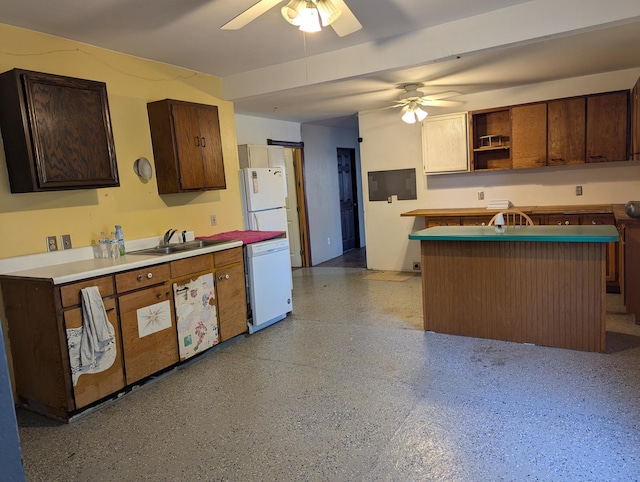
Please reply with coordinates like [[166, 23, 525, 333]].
[[66, 286, 116, 385]]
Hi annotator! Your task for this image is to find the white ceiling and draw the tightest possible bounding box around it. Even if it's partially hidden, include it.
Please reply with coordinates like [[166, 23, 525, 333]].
[[1, 0, 640, 126]]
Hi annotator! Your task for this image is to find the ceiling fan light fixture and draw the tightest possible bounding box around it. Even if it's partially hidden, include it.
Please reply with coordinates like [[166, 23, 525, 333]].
[[297, 4, 322, 32], [281, 0, 308, 25], [401, 105, 417, 124], [281, 0, 340, 32], [401, 102, 428, 124], [415, 107, 428, 122], [315, 0, 342, 27]]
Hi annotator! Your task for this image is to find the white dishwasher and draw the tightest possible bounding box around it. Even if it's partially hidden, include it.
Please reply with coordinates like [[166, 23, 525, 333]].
[[245, 237, 293, 334]]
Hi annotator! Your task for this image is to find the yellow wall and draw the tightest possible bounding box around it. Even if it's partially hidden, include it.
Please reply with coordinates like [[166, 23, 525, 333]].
[[0, 23, 244, 259]]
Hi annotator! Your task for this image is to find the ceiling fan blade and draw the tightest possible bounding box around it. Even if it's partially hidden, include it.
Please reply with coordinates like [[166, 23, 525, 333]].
[[221, 0, 283, 30], [330, 0, 362, 37], [421, 91, 461, 100], [418, 99, 465, 107]]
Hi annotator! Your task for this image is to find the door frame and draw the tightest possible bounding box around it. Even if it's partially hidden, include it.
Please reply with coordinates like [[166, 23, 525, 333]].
[[267, 139, 312, 267], [337, 147, 361, 251]]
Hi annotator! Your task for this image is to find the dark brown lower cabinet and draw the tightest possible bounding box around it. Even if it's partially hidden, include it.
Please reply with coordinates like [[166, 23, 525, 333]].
[[625, 225, 640, 323]]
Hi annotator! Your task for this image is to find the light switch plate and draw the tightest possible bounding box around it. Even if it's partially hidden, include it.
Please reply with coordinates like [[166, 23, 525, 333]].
[[46, 236, 58, 252]]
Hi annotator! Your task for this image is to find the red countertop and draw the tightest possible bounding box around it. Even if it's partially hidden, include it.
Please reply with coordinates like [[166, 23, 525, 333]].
[[197, 230, 285, 245]]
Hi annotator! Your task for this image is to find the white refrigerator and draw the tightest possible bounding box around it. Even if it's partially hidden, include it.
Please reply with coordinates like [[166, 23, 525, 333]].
[[240, 167, 293, 333], [240, 167, 288, 235]]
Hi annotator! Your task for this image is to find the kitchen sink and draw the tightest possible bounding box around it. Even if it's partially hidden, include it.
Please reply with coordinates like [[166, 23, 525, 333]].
[[126, 239, 233, 256]]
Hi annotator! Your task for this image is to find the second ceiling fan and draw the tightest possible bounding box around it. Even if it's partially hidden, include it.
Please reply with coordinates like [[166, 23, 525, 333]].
[[221, 0, 362, 37], [393, 84, 464, 124]]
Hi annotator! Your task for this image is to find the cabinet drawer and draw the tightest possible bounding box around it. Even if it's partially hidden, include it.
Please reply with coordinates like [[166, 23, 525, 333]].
[[170, 254, 213, 279], [546, 214, 580, 225], [115, 264, 170, 293], [461, 216, 492, 226], [581, 214, 615, 225], [214, 247, 243, 267], [426, 218, 461, 227], [60, 275, 114, 308]]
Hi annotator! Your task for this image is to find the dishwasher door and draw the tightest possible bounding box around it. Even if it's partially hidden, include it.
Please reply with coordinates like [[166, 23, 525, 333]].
[[246, 238, 292, 331]]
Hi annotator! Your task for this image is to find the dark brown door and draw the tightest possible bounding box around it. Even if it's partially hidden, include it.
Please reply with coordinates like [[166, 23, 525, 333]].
[[586, 91, 629, 162], [511, 103, 547, 169], [625, 226, 640, 323], [548, 97, 586, 165], [337, 148, 359, 252]]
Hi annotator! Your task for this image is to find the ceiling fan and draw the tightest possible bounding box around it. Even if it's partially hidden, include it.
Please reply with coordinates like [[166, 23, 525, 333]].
[[392, 84, 464, 124], [221, 0, 362, 37]]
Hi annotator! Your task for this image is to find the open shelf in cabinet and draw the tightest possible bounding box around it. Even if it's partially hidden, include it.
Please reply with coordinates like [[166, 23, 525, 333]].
[[470, 107, 512, 171]]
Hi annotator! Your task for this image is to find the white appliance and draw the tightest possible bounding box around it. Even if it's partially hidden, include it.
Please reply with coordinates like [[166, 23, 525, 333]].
[[240, 167, 293, 333], [240, 167, 288, 236], [246, 238, 293, 333]]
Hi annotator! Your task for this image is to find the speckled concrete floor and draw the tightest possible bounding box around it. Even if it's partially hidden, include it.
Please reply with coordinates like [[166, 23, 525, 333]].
[[16, 267, 640, 481]]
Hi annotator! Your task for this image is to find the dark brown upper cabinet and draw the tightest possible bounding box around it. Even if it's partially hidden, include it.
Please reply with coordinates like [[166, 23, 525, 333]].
[[633, 77, 640, 161], [511, 102, 547, 169], [0, 69, 119, 192], [547, 96, 586, 166], [147, 99, 226, 194], [586, 90, 629, 163], [469, 107, 511, 171]]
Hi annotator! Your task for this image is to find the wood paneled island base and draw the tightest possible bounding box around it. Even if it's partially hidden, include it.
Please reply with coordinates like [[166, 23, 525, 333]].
[[409, 226, 620, 352]]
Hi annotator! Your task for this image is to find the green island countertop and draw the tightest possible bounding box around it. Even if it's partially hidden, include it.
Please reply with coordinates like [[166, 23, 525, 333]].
[[408, 225, 619, 243]]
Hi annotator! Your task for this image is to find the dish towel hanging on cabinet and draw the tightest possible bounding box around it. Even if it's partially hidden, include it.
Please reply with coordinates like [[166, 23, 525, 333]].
[[66, 286, 116, 385]]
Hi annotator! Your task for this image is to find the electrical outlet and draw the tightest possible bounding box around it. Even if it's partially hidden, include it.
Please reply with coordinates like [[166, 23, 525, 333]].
[[576, 185, 583, 196], [61, 234, 72, 250], [478, 191, 484, 200], [46, 236, 58, 252], [327, 237, 331, 245], [210, 214, 217, 226], [413, 261, 421, 271]]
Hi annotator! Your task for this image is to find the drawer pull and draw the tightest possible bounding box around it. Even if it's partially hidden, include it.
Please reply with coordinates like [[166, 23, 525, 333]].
[[137, 272, 153, 282], [218, 273, 230, 281]]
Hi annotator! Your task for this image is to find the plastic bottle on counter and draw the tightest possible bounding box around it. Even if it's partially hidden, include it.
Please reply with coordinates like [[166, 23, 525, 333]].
[[110, 231, 120, 258], [115, 225, 125, 256], [99, 231, 109, 259]]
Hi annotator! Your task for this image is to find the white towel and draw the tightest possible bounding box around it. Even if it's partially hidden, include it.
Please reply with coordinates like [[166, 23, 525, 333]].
[[80, 287, 115, 367]]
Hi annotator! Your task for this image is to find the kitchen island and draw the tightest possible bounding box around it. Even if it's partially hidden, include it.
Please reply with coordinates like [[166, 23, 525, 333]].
[[409, 225, 619, 352]]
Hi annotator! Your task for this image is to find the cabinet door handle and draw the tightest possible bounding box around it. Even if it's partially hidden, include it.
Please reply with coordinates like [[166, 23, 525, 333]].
[[201, 137, 206, 147], [106, 307, 115, 313], [194, 136, 200, 147], [551, 158, 563, 161], [217, 273, 230, 281]]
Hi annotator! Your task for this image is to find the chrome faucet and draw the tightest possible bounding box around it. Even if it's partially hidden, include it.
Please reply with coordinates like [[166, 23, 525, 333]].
[[163, 229, 177, 245]]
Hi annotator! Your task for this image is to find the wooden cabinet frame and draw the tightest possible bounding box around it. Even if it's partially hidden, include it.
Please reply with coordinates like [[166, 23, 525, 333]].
[[0, 69, 119, 192], [147, 99, 226, 193], [469, 89, 631, 172]]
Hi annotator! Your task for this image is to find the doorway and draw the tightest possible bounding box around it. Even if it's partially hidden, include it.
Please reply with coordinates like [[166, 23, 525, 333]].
[[337, 147, 360, 252], [268, 139, 311, 267]]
